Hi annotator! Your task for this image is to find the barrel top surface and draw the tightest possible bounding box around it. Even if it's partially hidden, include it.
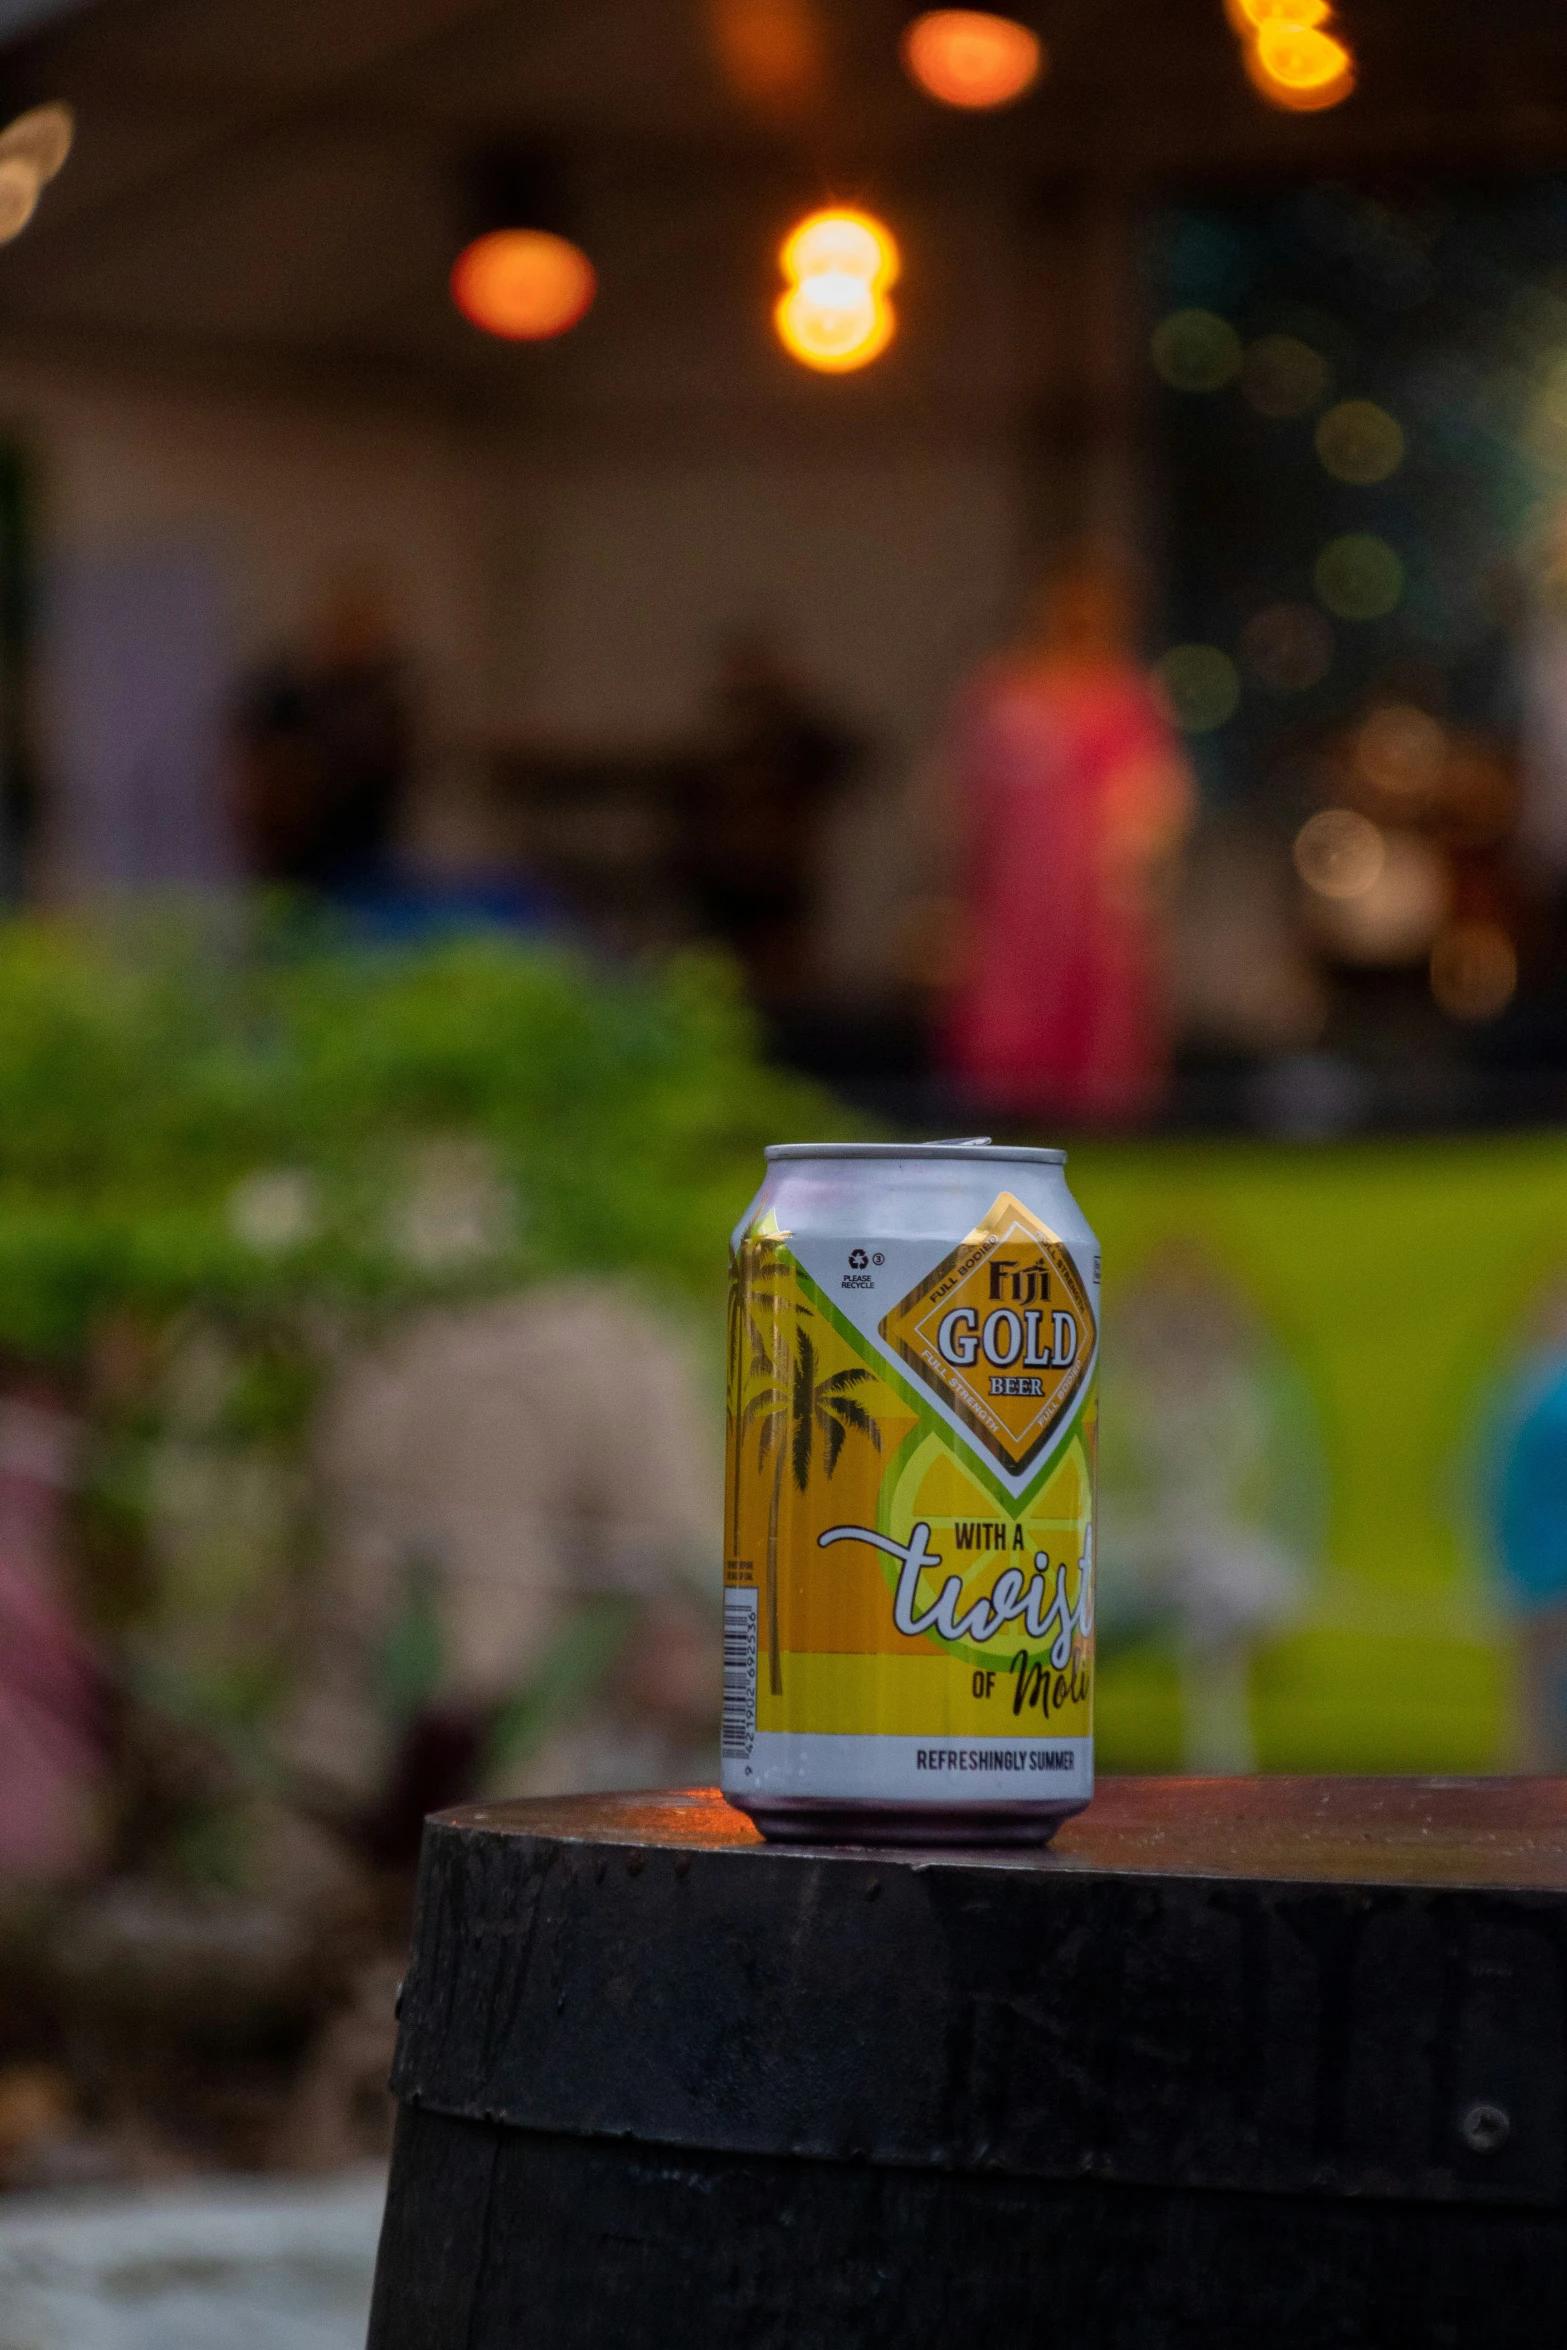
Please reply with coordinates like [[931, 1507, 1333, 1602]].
[[400, 1775, 1567, 2208], [438, 1775, 1567, 1893]]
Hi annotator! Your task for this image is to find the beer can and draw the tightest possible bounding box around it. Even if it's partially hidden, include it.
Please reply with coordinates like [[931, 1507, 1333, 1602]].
[[721, 1138, 1098, 1844]]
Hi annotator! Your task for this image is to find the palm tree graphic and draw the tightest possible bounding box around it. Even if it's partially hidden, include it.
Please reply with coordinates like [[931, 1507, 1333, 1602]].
[[740, 1306, 880, 1695], [726, 1239, 786, 1563]]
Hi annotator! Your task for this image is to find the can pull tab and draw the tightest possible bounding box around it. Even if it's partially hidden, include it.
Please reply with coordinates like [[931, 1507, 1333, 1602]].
[[929, 1136, 993, 1147]]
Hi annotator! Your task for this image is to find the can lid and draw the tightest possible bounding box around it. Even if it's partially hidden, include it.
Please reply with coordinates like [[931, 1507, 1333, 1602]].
[[764, 1138, 1067, 1165]]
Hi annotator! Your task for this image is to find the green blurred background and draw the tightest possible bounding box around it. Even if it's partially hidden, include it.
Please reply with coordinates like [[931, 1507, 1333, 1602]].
[[1079, 1137, 1564, 1772]]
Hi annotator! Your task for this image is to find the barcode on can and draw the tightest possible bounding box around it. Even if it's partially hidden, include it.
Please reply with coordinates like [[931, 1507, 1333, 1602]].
[[722, 1584, 758, 1759]]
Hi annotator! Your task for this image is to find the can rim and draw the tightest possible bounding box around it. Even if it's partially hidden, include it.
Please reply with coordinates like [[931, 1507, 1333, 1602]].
[[764, 1141, 1067, 1165]]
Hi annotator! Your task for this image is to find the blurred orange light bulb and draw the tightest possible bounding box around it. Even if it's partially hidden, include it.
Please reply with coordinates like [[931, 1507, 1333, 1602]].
[[451, 228, 596, 341], [1223, 0, 1327, 33], [900, 9, 1042, 108], [1246, 19, 1355, 107], [775, 207, 898, 372], [780, 208, 899, 289], [777, 276, 894, 369]]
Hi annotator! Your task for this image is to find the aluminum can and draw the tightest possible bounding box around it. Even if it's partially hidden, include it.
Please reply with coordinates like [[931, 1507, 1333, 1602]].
[[721, 1139, 1098, 1844]]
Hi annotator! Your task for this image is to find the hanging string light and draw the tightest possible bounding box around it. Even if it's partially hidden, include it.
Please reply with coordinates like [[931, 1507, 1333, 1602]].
[[451, 230, 595, 341], [1227, 0, 1355, 112], [900, 9, 1043, 108], [1223, 0, 1325, 33], [449, 153, 597, 343], [775, 207, 899, 373]]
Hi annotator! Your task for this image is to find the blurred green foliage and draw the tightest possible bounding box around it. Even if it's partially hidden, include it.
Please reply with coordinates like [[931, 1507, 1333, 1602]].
[[0, 903, 842, 1876], [0, 902, 832, 1361]]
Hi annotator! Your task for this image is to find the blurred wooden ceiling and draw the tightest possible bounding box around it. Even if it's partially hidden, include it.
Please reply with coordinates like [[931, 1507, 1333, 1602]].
[[0, 0, 1562, 418]]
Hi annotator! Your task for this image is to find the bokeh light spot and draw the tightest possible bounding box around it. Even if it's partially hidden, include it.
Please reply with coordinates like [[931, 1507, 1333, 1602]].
[[776, 207, 898, 372], [776, 275, 893, 369], [1315, 533, 1404, 620], [0, 102, 72, 186], [0, 156, 38, 243], [1294, 808, 1384, 899], [1306, 830, 1449, 963], [1315, 398, 1405, 484], [1150, 309, 1243, 393], [1241, 332, 1330, 418], [1430, 921, 1518, 1022], [1356, 704, 1446, 800], [1245, 20, 1355, 109], [1155, 644, 1242, 732], [0, 103, 70, 247], [450, 229, 597, 341], [1225, 0, 1327, 26], [780, 208, 898, 289], [900, 10, 1043, 108], [1241, 602, 1334, 691]]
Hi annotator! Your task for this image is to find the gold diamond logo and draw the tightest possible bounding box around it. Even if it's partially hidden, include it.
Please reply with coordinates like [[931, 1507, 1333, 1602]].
[[878, 1191, 1095, 1477]]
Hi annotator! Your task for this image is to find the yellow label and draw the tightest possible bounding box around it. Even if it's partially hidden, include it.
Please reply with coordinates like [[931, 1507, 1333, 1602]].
[[878, 1189, 1095, 1478], [723, 1192, 1096, 1764]]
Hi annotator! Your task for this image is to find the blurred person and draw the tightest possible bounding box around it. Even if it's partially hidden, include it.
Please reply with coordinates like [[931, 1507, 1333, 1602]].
[[229, 575, 415, 894], [1493, 1285, 1567, 1769], [937, 548, 1195, 1123], [680, 630, 864, 1004]]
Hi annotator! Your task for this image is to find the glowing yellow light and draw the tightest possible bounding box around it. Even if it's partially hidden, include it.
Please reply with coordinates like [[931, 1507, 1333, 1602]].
[[450, 229, 596, 342], [1245, 20, 1355, 108], [0, 103, 71, 247], [780, 209, 899, 290], [0, 158, 38, 243], [900, 10, 1043, 109], [775, 207, 898, 372], [777, 276, 894, 369], [1223, 0, 1327, 33]]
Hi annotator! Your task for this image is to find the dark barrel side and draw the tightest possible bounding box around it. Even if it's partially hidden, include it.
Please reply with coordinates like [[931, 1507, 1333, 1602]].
[[369, 1778, 1567, 2349]]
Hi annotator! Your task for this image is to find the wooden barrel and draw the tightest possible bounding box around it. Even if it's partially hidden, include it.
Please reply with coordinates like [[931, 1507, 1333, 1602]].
[[368, 1778, 1567, 2348]]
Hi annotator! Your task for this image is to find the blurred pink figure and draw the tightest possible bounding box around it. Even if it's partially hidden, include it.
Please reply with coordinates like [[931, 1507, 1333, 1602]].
[[0, 1395, 104, 1880], [940, 550, 1195, 1123]]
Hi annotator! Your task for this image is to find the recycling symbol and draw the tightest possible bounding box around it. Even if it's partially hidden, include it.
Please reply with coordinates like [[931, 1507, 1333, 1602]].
[[848, 1248, 869, 1269]]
